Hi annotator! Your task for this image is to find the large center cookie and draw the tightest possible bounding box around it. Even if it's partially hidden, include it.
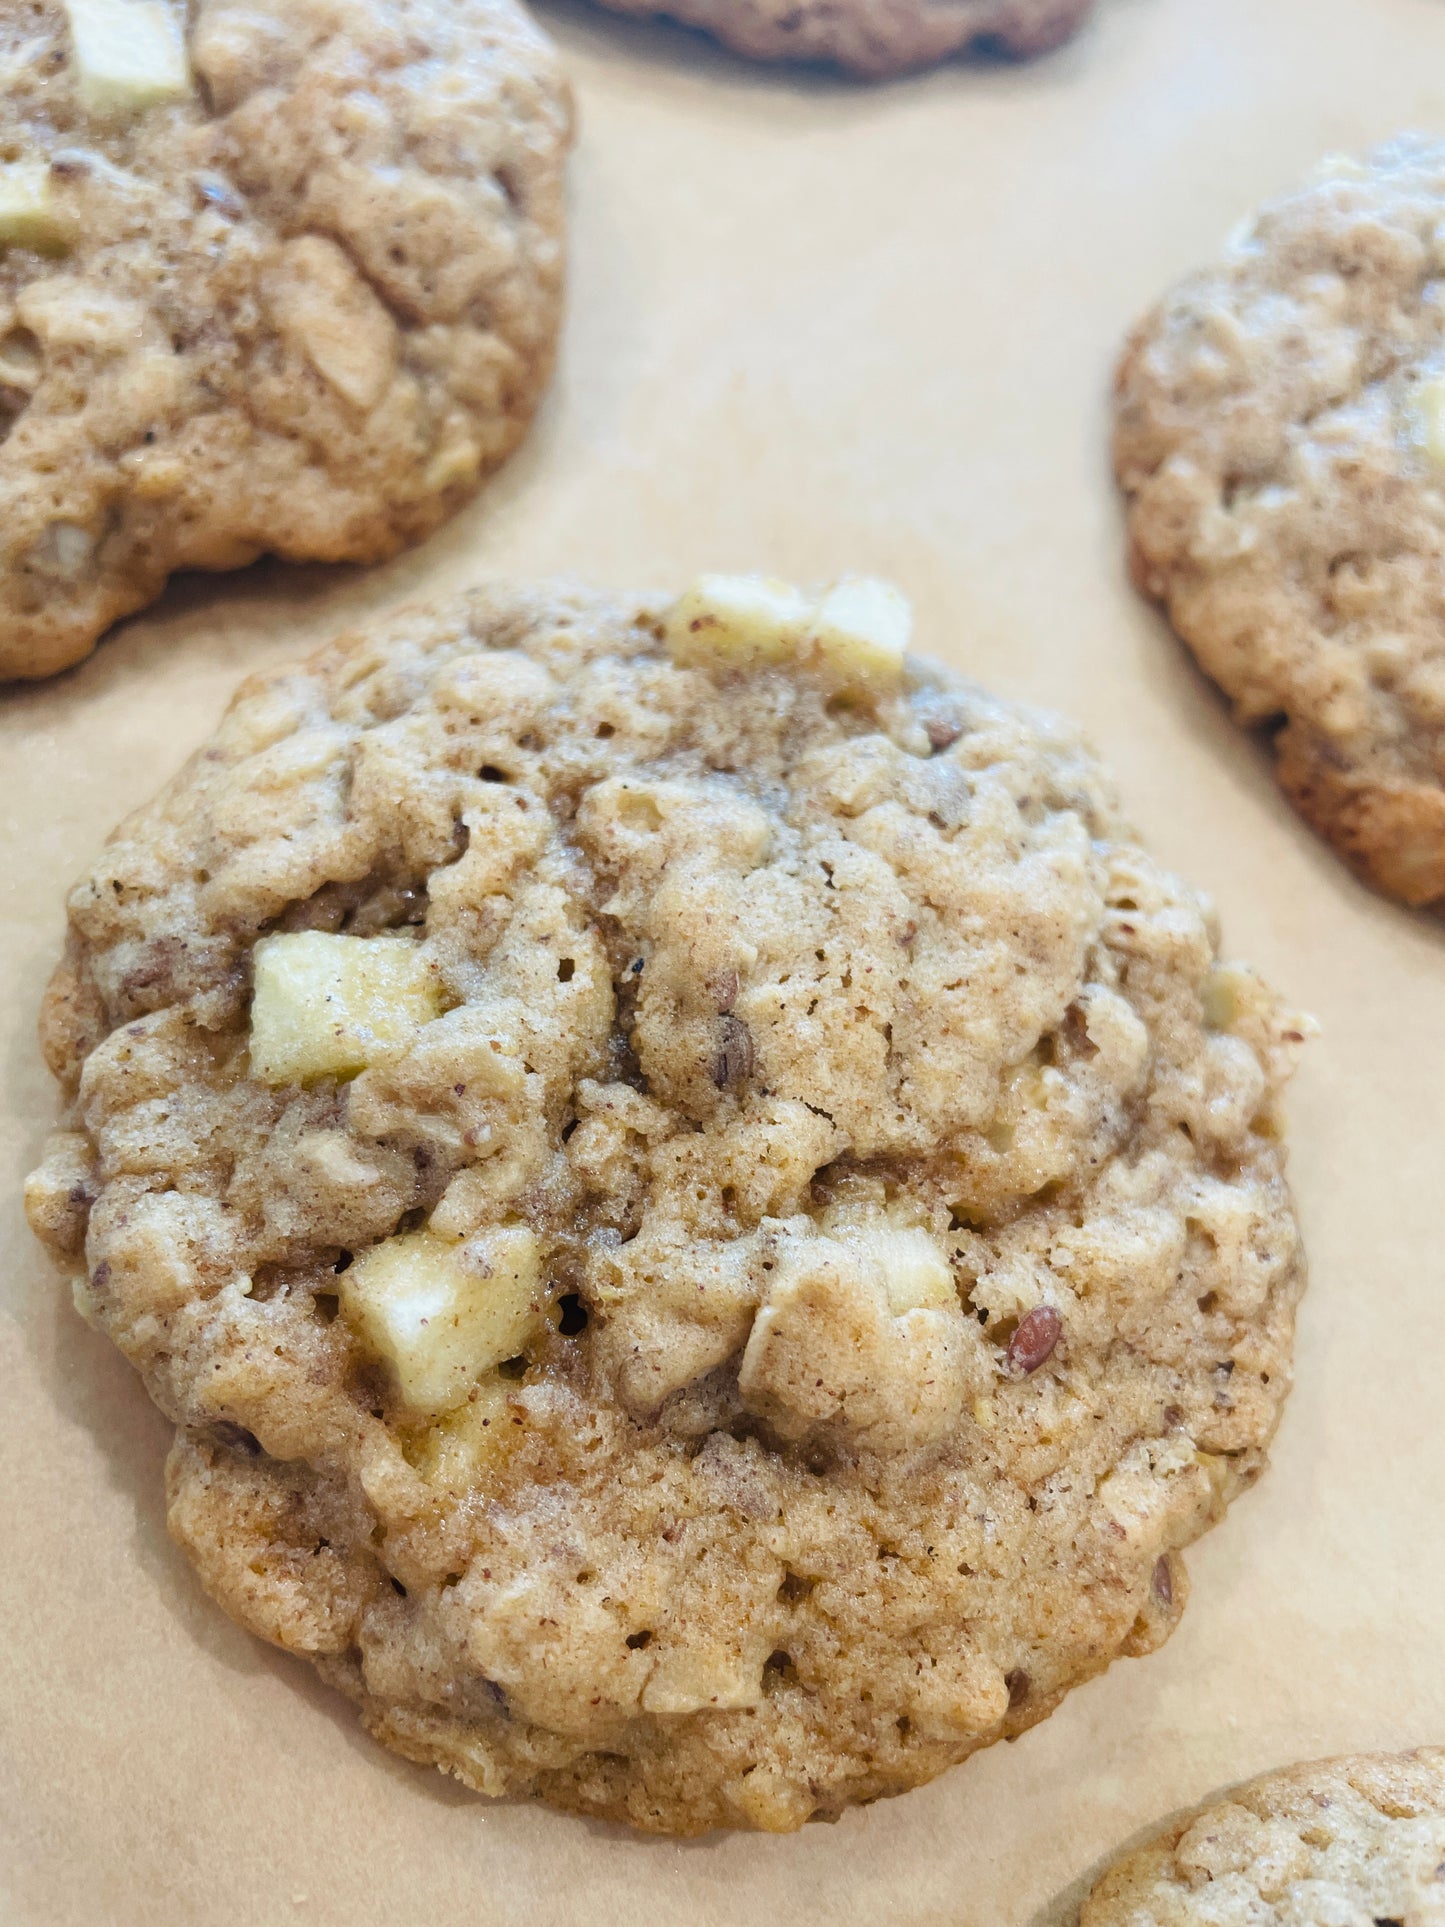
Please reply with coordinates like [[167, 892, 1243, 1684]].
[[0, 0, 570, 680], [1115, 138, 1445, 909], [26, 578, 1308, 1834]]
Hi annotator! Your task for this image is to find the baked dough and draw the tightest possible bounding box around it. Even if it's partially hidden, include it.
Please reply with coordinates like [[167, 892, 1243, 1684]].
[[0, 0, 570, 680], [26, 578, 1309, 1833], [1081, 1748, 1445, 1925], [1116, 139, 1445, 908]]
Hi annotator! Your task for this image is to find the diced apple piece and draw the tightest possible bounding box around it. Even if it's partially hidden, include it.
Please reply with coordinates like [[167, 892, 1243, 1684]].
[[340, 1226, 542, 1416], [664, 574, 812, 670], [405, 1375, 517, 1488], [640, 1641, 766, 1715], [63, 0, 191, 121], [0, 163, 68, 254], [249, 931, 441, 1086], [1416, 373, 1445, 471], [663, 572, 914, 692], [804, 576, 912, 690], [842, 1222, 956, 1313], [265, 235, 398, 411]]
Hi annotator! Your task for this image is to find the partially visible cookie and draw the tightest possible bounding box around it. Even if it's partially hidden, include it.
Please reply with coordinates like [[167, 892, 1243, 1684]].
[[26, 575, 1310, 1834], [587, 0, 1093, 79], [0, 0, 570, 680], [1115, 139, 1445, 908], [1080, 1749, 1445, 1925]]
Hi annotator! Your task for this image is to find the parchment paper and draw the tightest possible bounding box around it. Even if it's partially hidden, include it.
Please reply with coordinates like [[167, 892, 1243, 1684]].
[[4, 0, 1445, 1917]]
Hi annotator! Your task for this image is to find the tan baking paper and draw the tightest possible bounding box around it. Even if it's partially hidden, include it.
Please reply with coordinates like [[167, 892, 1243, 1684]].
[[4, 0, 1445, 1918]]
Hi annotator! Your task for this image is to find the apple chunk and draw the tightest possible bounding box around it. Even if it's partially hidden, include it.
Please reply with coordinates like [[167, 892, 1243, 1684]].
[[843, 1221, 956, 1313], [804, 576, 912, 690], [0, 163, 69, 254], [63, 0, 191, 121], [663, 572, 912, 691], [1415, 372, 1445, 471], [340, 1227, 543, 1416], [663, 574, 812, 670], [249, 931, 442, 1086]]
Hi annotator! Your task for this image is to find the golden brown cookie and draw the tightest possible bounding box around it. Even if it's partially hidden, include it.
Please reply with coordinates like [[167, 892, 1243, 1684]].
[[0, 0, 570, 680], [26, 576, 1309, 1834], [1115, 139, 1445, 909], [1081, 1748, 1445, 1925], [588, 0, 1093, 79]]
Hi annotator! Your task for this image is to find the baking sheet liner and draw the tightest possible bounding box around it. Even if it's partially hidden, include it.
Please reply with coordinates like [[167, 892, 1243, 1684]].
[[4, 0, 1445, 1917]]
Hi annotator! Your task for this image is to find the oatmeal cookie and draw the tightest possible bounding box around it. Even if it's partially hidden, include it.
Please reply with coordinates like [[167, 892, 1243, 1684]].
[[1080, 1748, 1445, 1925], [1115, 138, 1445, 909], [0, 0, 570, 681], [26, 575, 1309, 1835], [586, 0, 1093, 80]]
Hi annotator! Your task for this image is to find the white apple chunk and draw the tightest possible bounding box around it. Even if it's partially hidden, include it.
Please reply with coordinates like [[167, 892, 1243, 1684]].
[[841, 1221, 957, 1313], [663, 574, 812, 669], [663, 572, 913, 692], [340, 1226, 543, 1416], [804, 576, 912, 690], [407, 1376, 516, 1488], [1416, 373, 1445, 471], [249, 931, 442, 1086], [63, 0, 191, 121], [0, 163, 68, 254]]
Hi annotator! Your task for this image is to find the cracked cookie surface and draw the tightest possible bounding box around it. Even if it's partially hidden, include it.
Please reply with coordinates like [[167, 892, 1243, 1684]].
[[25, 580, 1308, 1834], [1115, 138, 1445, 909], [1081, 1748, 1445, 1925], [0, 0, 570, 680], [586, 0, 1093, 80]]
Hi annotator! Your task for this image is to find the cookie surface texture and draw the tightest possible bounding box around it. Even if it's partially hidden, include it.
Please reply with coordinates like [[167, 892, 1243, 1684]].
[[1080, 1748, 1445, 1925], [25, 579, 1309, 1835], [0, 0, 570, 680], [587, 0, 1093, 79], [1115, 138, 1445, 909]]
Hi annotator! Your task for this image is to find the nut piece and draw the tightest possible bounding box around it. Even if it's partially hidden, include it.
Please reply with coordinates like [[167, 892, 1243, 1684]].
[[249, 932, 442, 1086], [663, 574, 812, 670], [711, 1013, 754, 1090], [804, 576, 912, 689], [0, 164, 69, 254], [63, 0, 192, 121], [339, 1225, 542, 1415], [1005, 1304, 1062, 1376]]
